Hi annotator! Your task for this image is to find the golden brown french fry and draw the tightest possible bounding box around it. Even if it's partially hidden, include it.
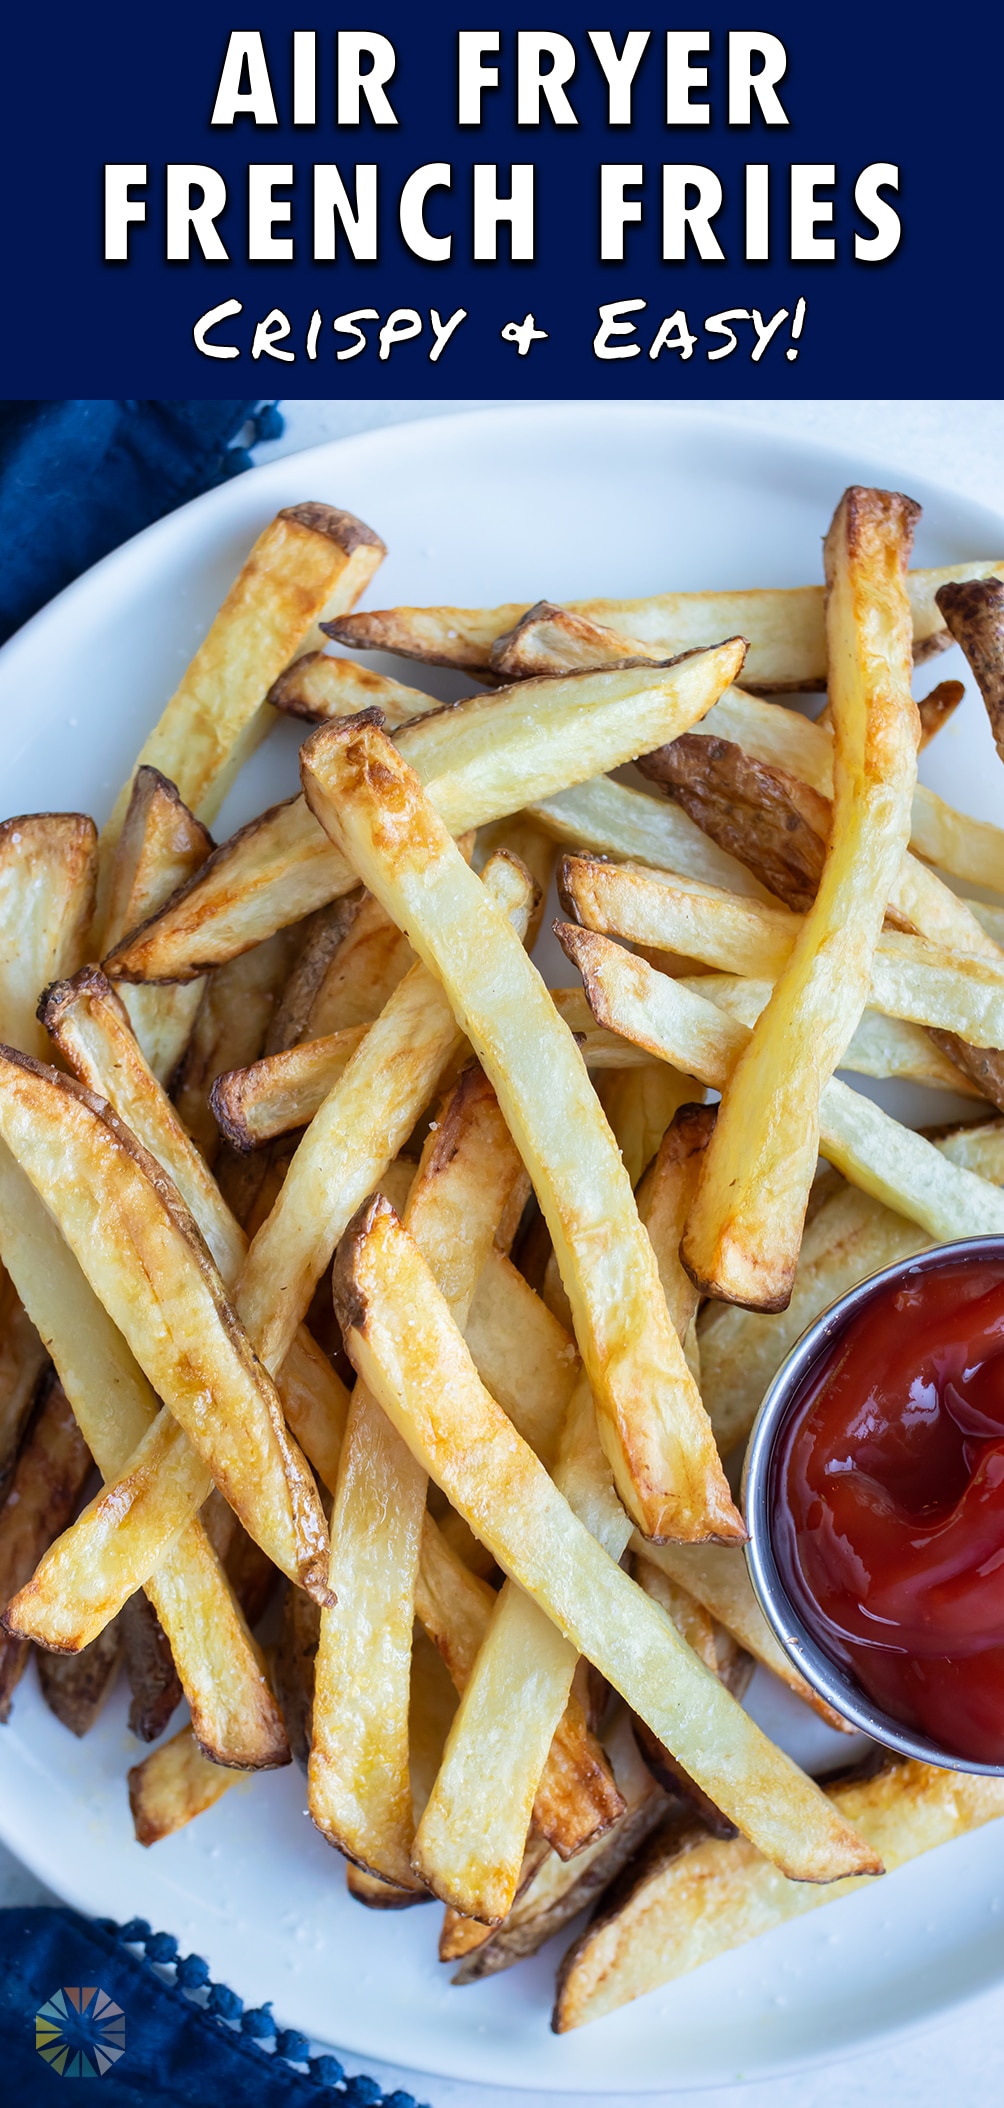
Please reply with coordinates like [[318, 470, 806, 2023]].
[[448, 1711, 667, 1984], [309, 1065, 525, 1888], [129, 1726, 242, 1846], [560, 858, 1004, 1051], [560, 927, 1004, 1248], [937, 577, 1004, 763], [553, 1761, 1004, 2030], [0, 1377, 91, 1720], [102, 765, 215, 1083], [683, 489, 922, 1309], [36, 967, 349, 1621], [302, 714, 740, 1545], [0, 1052, 329, 1599], [698, 1119, 1004, 1458], [334, 1196, 880, 1886], [269, 649, 440, 727], [105, 644, 748, 984], [235, 850, 533, 1382], [211, 1025, 369, 1151], [97, 504, 386, 925], [326, 560, 1004, 689], [299, 893, 414, 1037], [0, 812, 96, 1062]]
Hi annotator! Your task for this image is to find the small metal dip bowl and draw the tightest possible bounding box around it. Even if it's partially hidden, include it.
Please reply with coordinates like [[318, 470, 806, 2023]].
[[742, 1235, 1004, 1775]]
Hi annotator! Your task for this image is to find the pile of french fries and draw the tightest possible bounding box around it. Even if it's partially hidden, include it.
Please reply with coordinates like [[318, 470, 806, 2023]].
[[3, 488, 1004, 2035]]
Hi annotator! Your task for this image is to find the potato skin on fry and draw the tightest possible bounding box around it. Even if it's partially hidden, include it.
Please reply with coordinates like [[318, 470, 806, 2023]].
[[937, 577, 1004, 763], [0, 1375, 92, 1720]]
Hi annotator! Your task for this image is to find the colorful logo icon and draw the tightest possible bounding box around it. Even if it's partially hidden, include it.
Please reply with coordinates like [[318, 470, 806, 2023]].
[[35, 1986, 126, 2078]]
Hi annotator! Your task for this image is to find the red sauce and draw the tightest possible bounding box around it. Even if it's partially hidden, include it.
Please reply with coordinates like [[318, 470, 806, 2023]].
[[774, 1256, 1004, 1764]]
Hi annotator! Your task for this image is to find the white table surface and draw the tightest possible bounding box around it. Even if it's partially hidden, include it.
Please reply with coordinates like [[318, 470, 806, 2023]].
[[5, 393, 1004, 2107]]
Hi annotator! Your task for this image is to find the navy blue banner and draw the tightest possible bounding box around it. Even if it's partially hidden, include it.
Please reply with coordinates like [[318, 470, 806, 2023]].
[[4, 2, 999, 396]]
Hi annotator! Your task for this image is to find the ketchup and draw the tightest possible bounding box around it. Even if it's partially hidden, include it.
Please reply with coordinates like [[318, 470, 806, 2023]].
[[774, 1256, 1004, 1764]]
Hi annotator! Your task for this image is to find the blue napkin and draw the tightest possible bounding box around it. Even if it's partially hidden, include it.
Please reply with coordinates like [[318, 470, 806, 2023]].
[[1, 1909, 425, 2104], [0, 399, 283, 646], [0, 400, 430, 2105]]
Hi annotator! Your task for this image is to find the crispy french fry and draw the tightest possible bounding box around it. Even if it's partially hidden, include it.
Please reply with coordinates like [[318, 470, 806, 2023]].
[[105, 644, 748, 984], [302, 714, 740, 1544], [553, 1761, 1004, 2030], [560, 928, 1004, 1249], [0, 1053, 329, 1601], [269, 649, 439, 727], [36, 967, 349, 1624], [334, 1196, 880, 1885], [560, 858, 1004, 1051], [37, 1615, 124, 1737], [309, 1065, 525, 1888], [103, 765, 215, 1083], [683, 489, 922, 1309], [97, 504, 386, 924], [325, 561, 1004, 689], [235, 850, 533, 1382], [450, 1711, 666, 1983], [937, 577, 1004, 764], [211, 1025, 369, 1151], [0, 813, 96, 1062], [0, 1376, 91, 1720], [698, 1119, 1004, 1458], [129, 1725, 242, 1846]]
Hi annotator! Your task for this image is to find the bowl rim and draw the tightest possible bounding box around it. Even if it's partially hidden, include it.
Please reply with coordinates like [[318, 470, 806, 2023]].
[[742, 1233, 1004, 1776]]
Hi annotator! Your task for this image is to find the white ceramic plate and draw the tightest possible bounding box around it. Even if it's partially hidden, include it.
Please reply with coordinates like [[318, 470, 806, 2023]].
[[2, 403, 1004, 2094]]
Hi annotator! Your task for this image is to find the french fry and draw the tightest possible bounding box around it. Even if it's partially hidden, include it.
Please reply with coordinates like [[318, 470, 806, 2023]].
[[309, 1065, 525, 1889], [937, 577, 1004, 764], [0, 813, 97, 1062], [35, 966, 349, 1619], [560, 928, 1004, 1249], [595, 1062, 696, 1190], [295, 893, 414, 1039], [333, 1196, 880, 1885], [553, 1761, 1004, 2030], [120, 1594, 182, 1743], [0, 1054, 329, 1602], [692, 973, 982, 1096], [916, 677, 965, 748], [129, 1726, 242, 1847], [0, 1376, 91, 1720], [269, 650, 440, 728], [171, 925, 307, 1158], [698, 1119, 1004, 1458], [630, 1559, 740, 1837], [0, 1263, 48, 1494], [682, 489, 921, 1309], [560, 858, 1004, 1051], [102, 765, 215, 1084], [325, 560, 1004, 689], [528, 774, 777, 901], [272, 1582, 321, 1771], [636, 1104, 717, 1380], [105, 644, 748, 984], [97, 503, 386, 925], [302, 715, 741, 1544], [473, 814, 558, 951], [235, 850, 534, 1382], [37, 1616, 124, 1738], [450, 1711, 667, 1984]]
